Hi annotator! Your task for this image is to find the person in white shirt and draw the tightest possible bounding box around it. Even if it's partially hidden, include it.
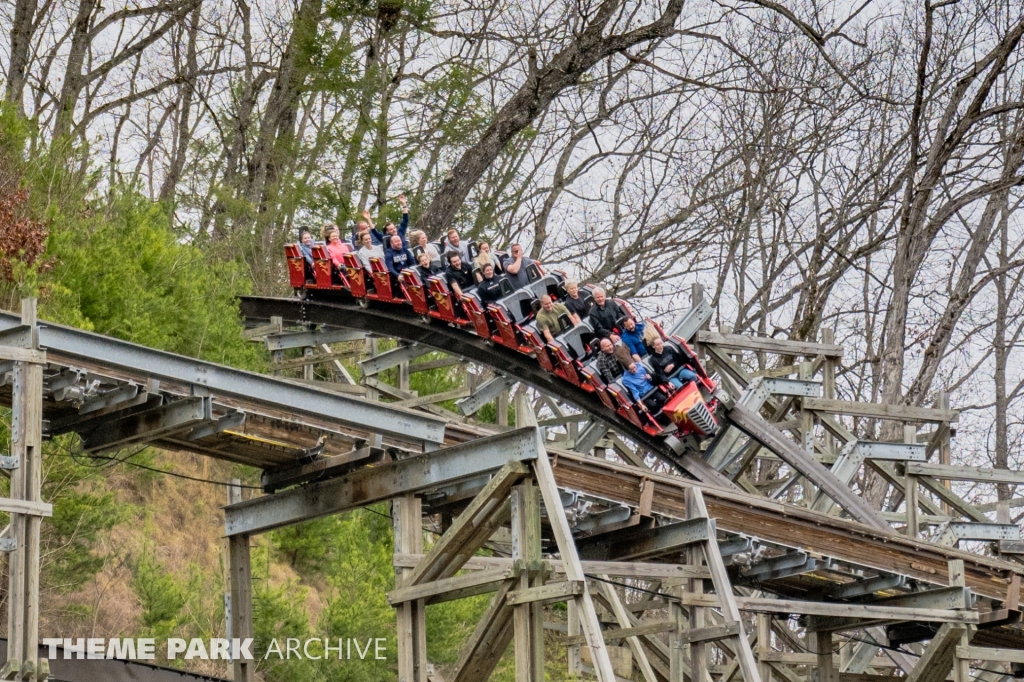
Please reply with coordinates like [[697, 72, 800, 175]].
[[356, 232, 385, 271]]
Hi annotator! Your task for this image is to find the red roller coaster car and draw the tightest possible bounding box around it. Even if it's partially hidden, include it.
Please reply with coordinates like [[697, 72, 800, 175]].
[[285, 243, 722, 442]]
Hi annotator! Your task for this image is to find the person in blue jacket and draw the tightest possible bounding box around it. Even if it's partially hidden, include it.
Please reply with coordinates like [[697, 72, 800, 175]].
[[371, 194, 410, 248], [384, 235, 415, 289], [622, 363, 667, 414], [620, 317, 647, 362]]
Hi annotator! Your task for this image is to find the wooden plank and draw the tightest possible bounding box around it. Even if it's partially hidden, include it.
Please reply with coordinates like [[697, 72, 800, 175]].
[[804, 398, 957, 423], [388, 567, 513, 605], [393, 554, 711, 579], [677, 623, 741, 645], [904, 623, 968, 682], [686, 489, 763, 682], [597, 578, 659, 682], [728, 404, 893, 532], [507, 581, 584, 606], [408, 461, 530, 586], [242, 320, 283, 340], [450, 579, 517, 682], [271, 348, 364, 370], [955, 646, 1024, 664], [674, 594, 979, 623], [0, 346, 45, 364], [531, 432, 618, 682], [696, 331, 843, 358], [409, 357, 462, 373], [558, 621, 675, 646], [906, 462, 1024, 485], [392, 387, 472, 408], [0, 498, 52, 518]]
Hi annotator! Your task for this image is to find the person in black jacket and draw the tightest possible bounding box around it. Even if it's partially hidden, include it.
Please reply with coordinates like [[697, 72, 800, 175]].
[[477, 263, 504, 304], [588, 287, 626, 340], [649, 337, 698, 389], [563, 280, 590, 324], [415, 252, 441, 281], [445, 252, 476, 298]]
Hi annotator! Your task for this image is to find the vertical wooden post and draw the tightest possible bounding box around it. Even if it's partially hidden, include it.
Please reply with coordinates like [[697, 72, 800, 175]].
[[904, 425, 919, 538], [757, 614, 772, 682], [497, 390, 510, 427], [936, 391, 952, 514], [270, 316, 284, 375], [952, 630, 971, 682], [815, 631, 838, 682], [686, 493, 707, 681], [821, 329, 837, 456], [364, 338, 383, 448], [302, 346, 315, 381], [228, 480, 254, 682], [2, 299, 44, 680], [567, 598, 582, 676], [399, 360, 410, 393], [691, 283, 706, 361], [512, 481, 544, 681], [669, 584, 686, 682], [395, 495, 427, 682]]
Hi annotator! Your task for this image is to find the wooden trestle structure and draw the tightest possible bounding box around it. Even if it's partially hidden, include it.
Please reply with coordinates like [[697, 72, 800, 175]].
[[3, 293, 1024, 681]]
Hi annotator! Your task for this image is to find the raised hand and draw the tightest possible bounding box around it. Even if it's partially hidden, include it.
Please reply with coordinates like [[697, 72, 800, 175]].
[[398, 194, 408, 208]]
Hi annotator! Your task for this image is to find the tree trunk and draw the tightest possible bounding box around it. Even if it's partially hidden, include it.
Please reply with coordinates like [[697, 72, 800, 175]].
[[5, 0, 39, 111], [415, 0, 685, 238], [159, 2, 203, 203], [878, 12, 1024, 411], [53, 0, 98, 140], [244, 0, 322, 209]]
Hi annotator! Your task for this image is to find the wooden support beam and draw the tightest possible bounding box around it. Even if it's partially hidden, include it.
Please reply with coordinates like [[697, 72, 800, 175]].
[[392, 554, 711, 579], [531, 435, 619, 682], [956, 646, 1024, 664], [558, 621, 675, 646], [407, 460, 529, 586], [687, 489, 763, 682], [904, 623, 969, 682], [512, 480, 544, 682], [696, 331, 843, 358], [508, 580, 583, 606], [816, 631, 839, 682], [392, 386, 472, 408], [597, 578, 660, 682], [271, 347, 364, 370], [906, 462, 1024, 485], [804, 399, 957, 423], [394, 495, 427, 682], [389, 567, 514, 605], [677, 622, 741, 645], [673, 594, 978, 624], [228, 531, 254, 682], [728, 404, 893, 532], [450, 579, 517, 682], [2, 299, 45, 681]]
